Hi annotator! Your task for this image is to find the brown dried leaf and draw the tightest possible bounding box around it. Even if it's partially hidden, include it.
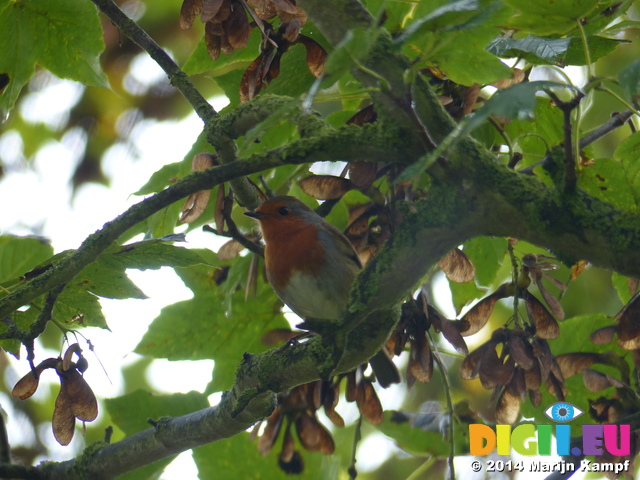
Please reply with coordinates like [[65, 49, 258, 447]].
[[248, 0, 276, 19], [226, 4, 250, 49], [63, 369, 98, 421], [298, 34, 326, 78], [257, 408, 282, 456], [180, 189, 212, 224], [460, 344, 487, 380], [281, 19, 301, 43], [491, 68, 525, 89], [62, 343, 82, 371], [591, 326, 616, 345], [438, 248, 476, 283], [52, 386, 75, 446], [582, 368, 614, 392], [555, 352, 602, 378], [495, 389, 520, 424], [205, 22, 222, 60], [407, 334, 433, 388], [180, 0, 204, 29], [524, 291, 559, 339], [524, 363, 542, 390], [12, 371, 41, 400], [213, 185, 226, 233], [532, 338, 553, 382], [456, 287, 507, 336], [345, 371, 357, 402], [616, 292, 640, 350], [295, 414, 335, 454], [299, 175, 352, 200], [529, 388, 542, 407], [535, 276, 565, 320], [348, 162, 378, 191], [270, 0, 298, 14], [479, 351, 514, 389], [358, 382, 384, 425], [347, 105, 376, 125], [545, 373, 566, 401], [507, 335, 534, 370], [261, 328, 298, 346], [201, 0, 224, 23], [462, 83, 480, 115], [217, 239, 245, 260], [628, 277, 639, 295], [428, 305, 468, 355]]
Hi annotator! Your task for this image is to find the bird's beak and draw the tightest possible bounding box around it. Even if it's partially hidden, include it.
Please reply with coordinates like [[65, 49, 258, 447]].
[[244, 211, 264, 219]]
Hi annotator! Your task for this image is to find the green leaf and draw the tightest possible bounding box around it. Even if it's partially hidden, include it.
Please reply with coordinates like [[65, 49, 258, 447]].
[[488, 36, 571, 63], [102, 241, 213, 271], [375, 410, 468, 456], [74, 261, 147, 300], [135, 261, 288, 391], [462, 237, 506, 287], [54, 285, 107, 328], [503, 0, 599, 35], [611, 272, 634, 305], [324, 28, 376, 80], [614, 131, 640, 206], [0, 0, 108, 116], [579, 159, 637, 212], [449, 279, 485, 315], [0, 235, 53, 284], [403, 2, 513, 86], [394, 0, 480, 45], [488, 35, 624, 65], [462, 81, 576, 135], [618, 59, 640, 105], [193, 431, 338, 480]]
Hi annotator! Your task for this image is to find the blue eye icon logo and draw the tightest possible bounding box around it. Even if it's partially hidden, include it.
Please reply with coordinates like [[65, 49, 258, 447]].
[[544, 402, 584, 422]]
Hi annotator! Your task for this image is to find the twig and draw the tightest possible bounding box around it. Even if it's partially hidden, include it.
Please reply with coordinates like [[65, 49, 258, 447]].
[[90, 0, 215, 124], [429, 333, 456, 480], [544, 90, 585, 192], [347, 415, 363, 480], [202, 224, 264, 257], [578, 110, 635, 149]]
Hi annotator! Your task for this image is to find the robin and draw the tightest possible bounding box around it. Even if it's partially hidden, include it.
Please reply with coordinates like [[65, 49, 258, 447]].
[[245, 195, 399, 387]]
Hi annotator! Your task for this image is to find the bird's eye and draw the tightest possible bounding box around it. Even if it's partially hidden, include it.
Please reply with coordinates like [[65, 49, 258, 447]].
[[278, 206, 290, 216]]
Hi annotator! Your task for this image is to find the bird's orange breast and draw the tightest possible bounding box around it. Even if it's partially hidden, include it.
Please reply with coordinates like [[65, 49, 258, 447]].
[[263, 222, 325, 291]]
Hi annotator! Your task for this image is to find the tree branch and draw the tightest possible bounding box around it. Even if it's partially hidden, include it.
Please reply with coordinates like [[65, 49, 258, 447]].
[[90, 0, 215, 124], [0, 125, 410, 324], [579, 109, 635, 149]]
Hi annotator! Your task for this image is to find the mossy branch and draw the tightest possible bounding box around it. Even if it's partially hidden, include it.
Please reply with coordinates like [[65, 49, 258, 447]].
[[0, 125, 411, 324]]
